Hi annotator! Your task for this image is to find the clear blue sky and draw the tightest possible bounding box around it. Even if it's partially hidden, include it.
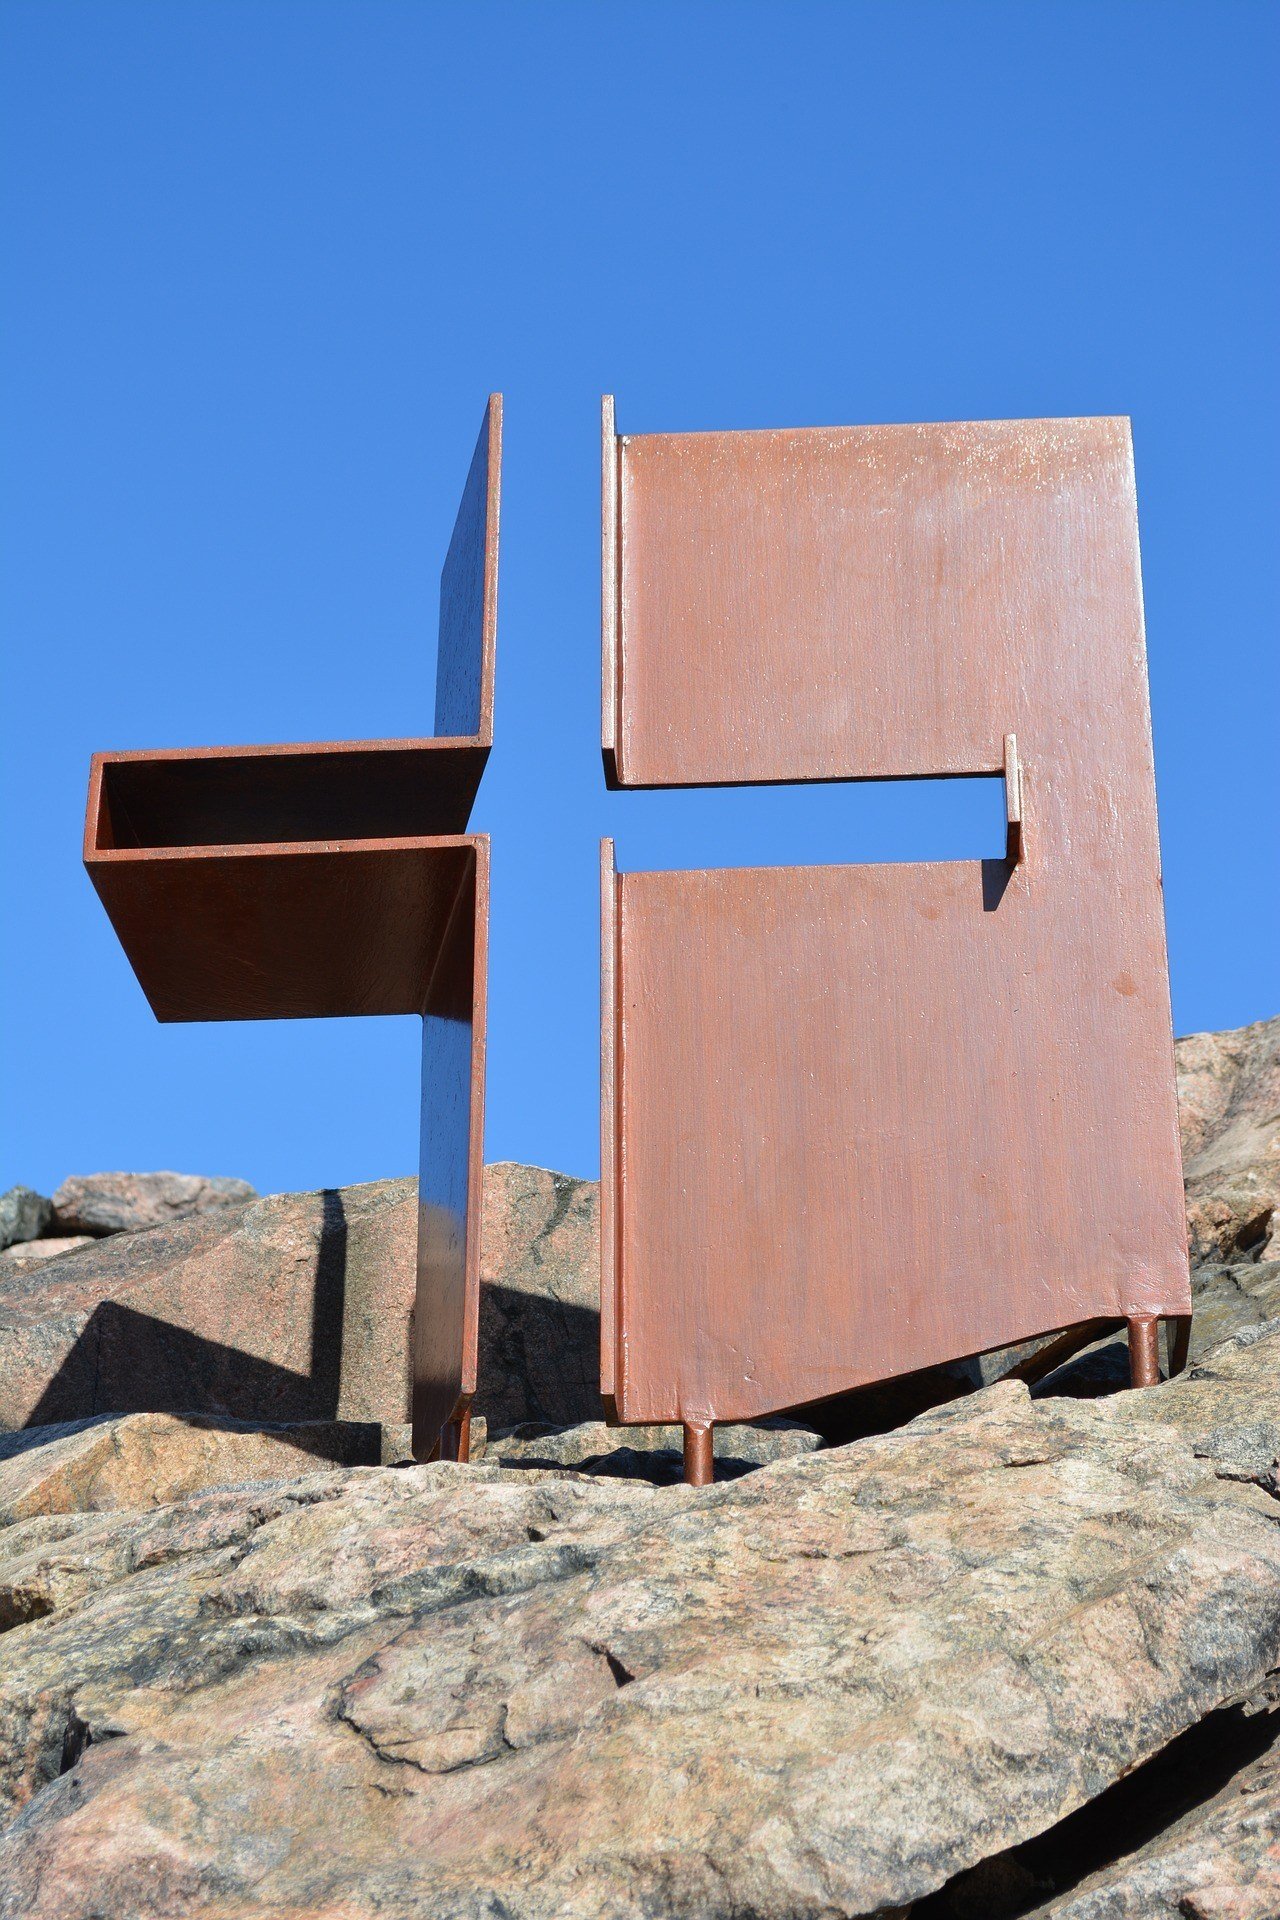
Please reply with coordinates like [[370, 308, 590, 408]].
[[2, 1, 1276, 1197]]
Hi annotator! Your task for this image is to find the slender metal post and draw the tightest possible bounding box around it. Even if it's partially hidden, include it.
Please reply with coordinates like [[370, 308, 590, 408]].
[[1167, 1314, 1192, 1377], [683, 1421, 714, 1486], [439, 1408, 472, 1463], [1127, 1315, 1160, 1388]]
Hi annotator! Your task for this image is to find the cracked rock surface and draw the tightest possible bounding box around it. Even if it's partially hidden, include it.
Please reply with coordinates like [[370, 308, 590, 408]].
[[0, 1016, 1277, 1914], [1177, 1013, 1279, 1266], [0, 1320, 1275, 1917]]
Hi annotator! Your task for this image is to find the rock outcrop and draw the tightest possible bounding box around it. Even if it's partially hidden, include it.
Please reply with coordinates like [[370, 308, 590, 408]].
[[0, 1412, 385, 1523], [0, 1320, 1275, 1916], [0, 1238, 93, 1276], [48, 1171, 259, 1238], [0, 1014, 1275, 1913], [475, 1161, 600, 1431], [0, 1177, 417, 1430], [1177, 1014, 1279, 1265], [0, 1164, 608, 1436], [0, 1189, 50, 1252]]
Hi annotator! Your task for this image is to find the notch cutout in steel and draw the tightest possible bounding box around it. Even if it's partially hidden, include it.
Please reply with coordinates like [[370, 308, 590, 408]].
[[601, 406, 1190, 1486], [609, 771, 1011, 877]]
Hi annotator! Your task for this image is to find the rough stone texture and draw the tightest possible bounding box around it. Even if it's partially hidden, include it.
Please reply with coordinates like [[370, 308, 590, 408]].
[[0, 1178, 417, 1430], [49, 1171, 258, 1237], [487, 1414, 823, 1483], [477, 1161, 600, 1431], [1176, 1014, 1279, 1264], [0, 1238, 93, 1276], [0, 1189, 50, 1253], [0, 1414, 383, 1523], [927, 1683, 1280, 1917], [0, 1164, 605, 1439], [0, 1154, 956, 1451], [0, 1317, 1276, 1916], [1029, 1708, 1280, 1918], [1189, 1257, 1280, 1359]]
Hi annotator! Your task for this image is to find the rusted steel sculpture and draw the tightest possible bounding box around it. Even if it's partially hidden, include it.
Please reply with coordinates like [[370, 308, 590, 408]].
[[601, 401, 1191, 1483], [85, 396, 501, 1465]]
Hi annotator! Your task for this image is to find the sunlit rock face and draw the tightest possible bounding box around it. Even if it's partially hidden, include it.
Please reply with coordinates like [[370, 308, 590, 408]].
[[0, 1019, 1275, 1915], [0, 1319, 1274, 1916]]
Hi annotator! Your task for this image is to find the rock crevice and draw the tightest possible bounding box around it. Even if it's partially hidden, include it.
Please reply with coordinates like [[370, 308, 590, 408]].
[[0, 1014, 1274, 1914]]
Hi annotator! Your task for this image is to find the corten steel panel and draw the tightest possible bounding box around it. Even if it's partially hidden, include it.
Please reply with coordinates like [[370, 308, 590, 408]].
[[604, 407, 1143, 791], [604, 850, 1189, 1427], [84, 829, 479, 1022], [435, 398, 501, 743], [601, 410, 1190, 1439], [413, 842, 488, 1455], [84, 398, 500, 1466], [92, 739, 490, 848]]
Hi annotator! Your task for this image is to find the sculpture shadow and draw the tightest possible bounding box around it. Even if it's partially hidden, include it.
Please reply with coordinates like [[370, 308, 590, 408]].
[[19, 1188, 351, 1433], [475, 1283, 603, 1433]]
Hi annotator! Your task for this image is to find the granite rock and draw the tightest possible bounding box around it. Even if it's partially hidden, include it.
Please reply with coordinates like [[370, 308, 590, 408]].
[[923, 1690, 1280, 1919], [0, 1163, 603, 1439], [1030, 1705, 1280, 1918], [0, 1178, 417, 1430], [0, 1238, 93, 1275], [49, 1171, 258, 1237], [0, 1320, 1276, 1916], [1176, 1014, 1279, 1264], [0, 1189, 50, 1252], [486, 1413, 823, 1483], [0, 1412, 383, 1523], [476, 1160, 601, 1431]]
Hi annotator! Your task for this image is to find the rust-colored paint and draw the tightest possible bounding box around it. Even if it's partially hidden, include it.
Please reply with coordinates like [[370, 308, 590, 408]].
[[85, 398, 501, 1467], [1127, 1315, 1162, 1389], [84, 829, 479, 1023], [601, 407, 1190, 1471], [682, 1421, 714, 1488]]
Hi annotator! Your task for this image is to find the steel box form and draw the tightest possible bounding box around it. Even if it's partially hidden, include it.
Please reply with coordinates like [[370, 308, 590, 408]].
[[601, 406, 1190, 1460], [84, 398, 501, 1465]]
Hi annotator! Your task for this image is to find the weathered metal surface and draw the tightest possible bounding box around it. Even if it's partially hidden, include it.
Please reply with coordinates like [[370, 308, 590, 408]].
[[604, 408, 1156, 792], [602, 409, 1190, 1458], [605, 853, 1190, 1426], [682, 1420, 714, 1488], [84, 398, 501, 1467], [1128, 1315, 1162, 1389], [84, 831, 478, 1023], [91, 738, 489, 848]]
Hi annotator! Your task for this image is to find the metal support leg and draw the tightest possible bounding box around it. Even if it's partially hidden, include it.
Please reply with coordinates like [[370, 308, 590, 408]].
[[1167, 1314, 1192, 1377], [1127, 1315, 1161, 1388], [683, 1421, 714, 1487], [439, 1408, 472, 1463]]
